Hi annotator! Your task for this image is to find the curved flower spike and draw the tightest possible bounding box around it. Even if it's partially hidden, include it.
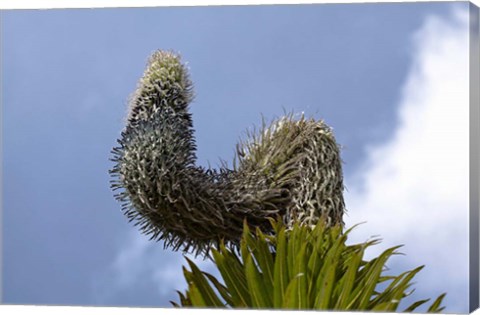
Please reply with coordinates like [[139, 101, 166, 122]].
[[110, 50, 346, 255]]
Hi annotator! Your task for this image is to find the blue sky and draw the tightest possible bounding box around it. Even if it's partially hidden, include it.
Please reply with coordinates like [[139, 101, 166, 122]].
[[1, 2, 471, 313]]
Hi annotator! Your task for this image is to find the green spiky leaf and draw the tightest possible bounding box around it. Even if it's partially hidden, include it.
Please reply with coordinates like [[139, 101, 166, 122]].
[[174, 219, 446, 312]]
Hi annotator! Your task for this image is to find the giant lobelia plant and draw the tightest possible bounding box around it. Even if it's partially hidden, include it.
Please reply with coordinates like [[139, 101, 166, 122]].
[[110, 50, 446, 311]]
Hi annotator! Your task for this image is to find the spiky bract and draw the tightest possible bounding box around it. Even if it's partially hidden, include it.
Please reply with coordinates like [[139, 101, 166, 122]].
[[110, 50, 345, 255]]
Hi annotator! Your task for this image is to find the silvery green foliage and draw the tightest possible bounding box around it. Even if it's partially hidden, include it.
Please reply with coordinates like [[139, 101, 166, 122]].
[[110, 50, 345, 255]]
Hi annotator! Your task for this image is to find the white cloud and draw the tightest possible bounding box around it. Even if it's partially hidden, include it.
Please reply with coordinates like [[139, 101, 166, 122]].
[[92, 229, 219, 306], [344, 6, 470, 313]]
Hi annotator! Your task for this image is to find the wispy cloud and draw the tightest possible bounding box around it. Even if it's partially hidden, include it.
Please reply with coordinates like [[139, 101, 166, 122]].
[[91, 229, 218, 307], [344, 5, 469, 313]]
